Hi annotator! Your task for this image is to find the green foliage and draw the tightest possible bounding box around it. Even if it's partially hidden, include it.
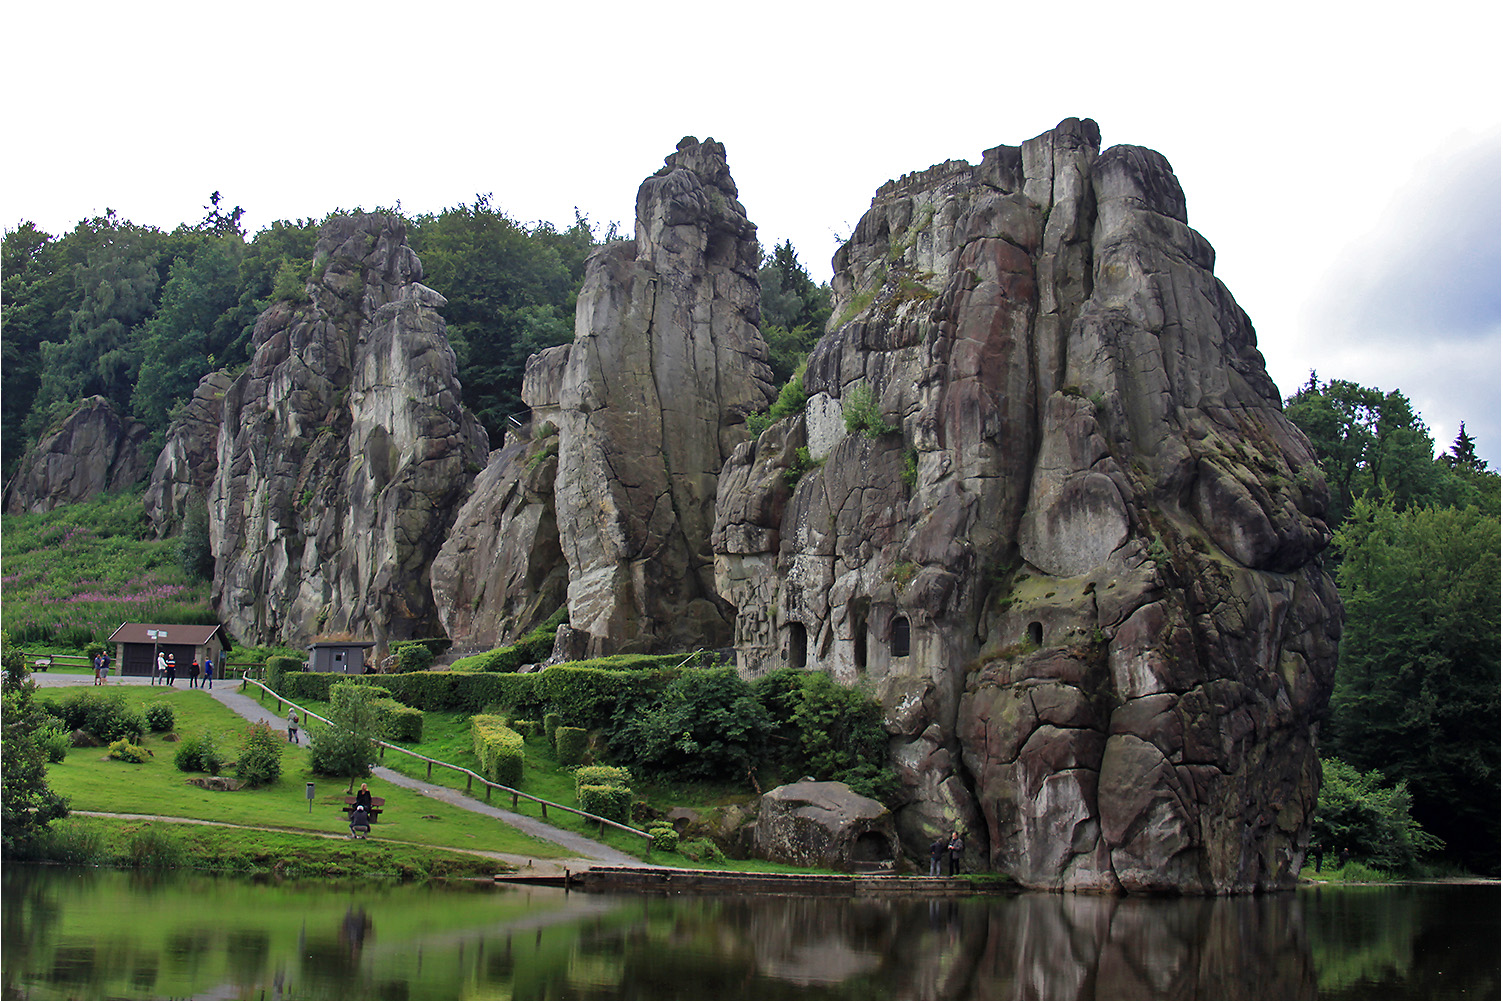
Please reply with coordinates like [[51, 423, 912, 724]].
[[842, 380, 896, 437], [578, 784, 631, 823], [452, 605, 569, 672], [36, 719, 70, 764], [394, 642, 434, 673], [747, 367, 811, 439], [124, 823, 186, 869], [173, 730, 224, 774], [758, 240, 831, 385], [142, 701, 175, 732], [609, 668, 771, 781], [107, 738, 151, 763], [649, 824, 679, 852], [544, 711, 562, 748], [1324, 495, 1500, 870], [790, 672, 897, 801], [263, 655, 304, 691], [1, 630, 70, 853], [574, 765, 632, 798], [55, 689, 145, 742], [677, 836, 727, 864], [308, 684, 379, 785], [471, 715, 525, 786], [901, 446, 919, 489], [373, 697, 424, 743], [177, 492, 213, 578], [235, 721, 283, 787], [1313, 758, 1442, 872], [554, 727, 588, 767]]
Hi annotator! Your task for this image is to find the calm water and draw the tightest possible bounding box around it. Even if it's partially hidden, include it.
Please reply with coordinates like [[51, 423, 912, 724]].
[[2, 866, 1497, 1000]]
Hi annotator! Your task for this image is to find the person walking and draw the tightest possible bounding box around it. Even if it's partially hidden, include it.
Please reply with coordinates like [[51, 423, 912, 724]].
[[203, 657, 214, 690], [948, 831, 965, 876], [93, 653, 104, 686], [188, 657, 200, 688], [287, 710, 300, 744]]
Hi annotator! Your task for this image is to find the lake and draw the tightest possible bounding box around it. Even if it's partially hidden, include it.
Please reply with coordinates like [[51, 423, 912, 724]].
[[2, 866, 1497, 999]]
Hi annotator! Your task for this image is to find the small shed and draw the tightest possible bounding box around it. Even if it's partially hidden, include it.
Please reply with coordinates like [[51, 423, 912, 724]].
[[107, 623, 232, 678], [308, 640, 377, 674]]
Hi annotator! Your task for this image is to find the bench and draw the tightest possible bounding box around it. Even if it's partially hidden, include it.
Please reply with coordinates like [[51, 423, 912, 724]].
[[340, 795, 385, 825]]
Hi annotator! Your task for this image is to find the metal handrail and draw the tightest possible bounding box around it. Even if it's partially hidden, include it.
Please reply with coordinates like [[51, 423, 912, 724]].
[[239, 677, 654, 856]]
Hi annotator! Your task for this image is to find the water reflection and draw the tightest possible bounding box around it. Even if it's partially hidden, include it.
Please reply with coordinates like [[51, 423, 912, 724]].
[[2, 865, 1497, 1000]]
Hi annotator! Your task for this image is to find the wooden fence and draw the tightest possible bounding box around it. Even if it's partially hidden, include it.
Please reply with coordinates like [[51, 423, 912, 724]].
[[238, 677, 654, 857]]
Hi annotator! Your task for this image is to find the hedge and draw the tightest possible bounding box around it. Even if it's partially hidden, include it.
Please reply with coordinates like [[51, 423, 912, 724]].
[[578, 784, 631, 823], [472, 715, 524, 787], [544, 711, 562, 748], [574, 765, 632, 799], [374, 698, 423, 743], [555, 726, 588, 766], [451, 606, 569, 672]]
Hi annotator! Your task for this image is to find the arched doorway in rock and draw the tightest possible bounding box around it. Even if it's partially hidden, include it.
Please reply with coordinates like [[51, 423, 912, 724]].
[[852, 831, 889, 863], [891, 615, 911, 658], [787, 622, 807, 668]]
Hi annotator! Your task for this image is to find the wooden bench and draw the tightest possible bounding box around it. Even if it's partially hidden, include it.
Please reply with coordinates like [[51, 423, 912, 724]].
[[340, 795, 386, 825]]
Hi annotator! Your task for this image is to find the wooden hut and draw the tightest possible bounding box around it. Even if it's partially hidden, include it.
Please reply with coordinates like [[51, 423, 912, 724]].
[[107, 623, 231, 677]]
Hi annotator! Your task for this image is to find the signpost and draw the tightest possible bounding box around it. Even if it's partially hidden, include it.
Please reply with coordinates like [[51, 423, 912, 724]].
[[147, 629, 163, 684], [306, 783, 315, 814]]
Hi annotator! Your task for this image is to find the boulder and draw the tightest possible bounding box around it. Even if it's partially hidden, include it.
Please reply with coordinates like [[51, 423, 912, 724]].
[[752, 781, 900, 870], [712, 119, 1339, 892], [209, 213, 488, 652], [4, 396, 150, 514]]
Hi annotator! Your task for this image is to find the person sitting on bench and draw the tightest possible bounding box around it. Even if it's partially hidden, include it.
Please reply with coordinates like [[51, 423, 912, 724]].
[[355, 783, 373, 809], [349, 802, 371, 839]]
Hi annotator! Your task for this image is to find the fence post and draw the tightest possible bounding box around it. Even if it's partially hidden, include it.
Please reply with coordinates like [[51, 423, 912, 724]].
[[511, 792, 519, 809], [466, 774, 472, 794], [484, 783, 492, 803], [379, 745, 386, 761], [541, 803, 547, 819], [426, 762, 433, 781]]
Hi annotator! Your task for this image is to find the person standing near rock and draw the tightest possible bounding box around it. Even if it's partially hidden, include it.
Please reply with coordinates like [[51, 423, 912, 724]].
[[929, 835, 946, 877], [948, 831, 964, 876]]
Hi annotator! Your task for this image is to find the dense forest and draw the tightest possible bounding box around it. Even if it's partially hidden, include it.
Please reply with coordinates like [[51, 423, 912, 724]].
[[1, 203, 1496, 873], [0, 195, 828, 480]]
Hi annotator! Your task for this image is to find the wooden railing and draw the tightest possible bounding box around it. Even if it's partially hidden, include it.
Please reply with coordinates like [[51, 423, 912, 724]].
[[238, 677, 654, 857], [20, 652, 92, 671]]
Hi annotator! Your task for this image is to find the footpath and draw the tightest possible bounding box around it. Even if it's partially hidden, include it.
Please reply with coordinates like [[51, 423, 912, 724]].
[[31, 671, 637, 876]]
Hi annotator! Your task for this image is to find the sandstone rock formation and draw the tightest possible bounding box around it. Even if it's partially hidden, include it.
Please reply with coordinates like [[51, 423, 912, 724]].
[[144, 368, 233, 536], [752, 780, 901, 870], [713, 119, 1339, 892], [4, 396, 151, 514], [436, 138, 775, 654], [210, 214, 488, 650]]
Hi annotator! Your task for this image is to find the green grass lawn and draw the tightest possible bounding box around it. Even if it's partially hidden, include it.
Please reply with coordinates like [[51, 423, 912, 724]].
[[242, 687, 834, 874], [41, 686, 565, 859]]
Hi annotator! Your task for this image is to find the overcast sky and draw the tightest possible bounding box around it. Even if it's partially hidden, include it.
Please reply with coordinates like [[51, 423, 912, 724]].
[[6, 0, 1499, 465]]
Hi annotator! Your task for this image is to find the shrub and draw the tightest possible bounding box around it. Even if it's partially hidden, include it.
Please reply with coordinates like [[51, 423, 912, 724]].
[[37, 721, 70, 764], [235, 722, 283, 786], [394, 642, 434, 673], [309, 685, 380, 783], [574, 765, 632, 799], [455, 606, 569, 673], [143, 701, 175, 732], [264, 655, 304, 691], [791, 671, 897, 802], [649, 825, 679, 852], [842, 380, 896, 437], [578, 784, 631, 823], [554, 726, 588, 767], [57, 690, 145, 743], [510, 718, 541, 738], [1312, 758, 1443, 872], [107, 739, 151, 764], [373, 698, 423, 743], [175, 730, 224, 774], [610, 668, 770, 781], [544, 711, 562, 748], [678, 837, 726, 864], [125, 824, 184, 870], [472, 715, 524, 786]]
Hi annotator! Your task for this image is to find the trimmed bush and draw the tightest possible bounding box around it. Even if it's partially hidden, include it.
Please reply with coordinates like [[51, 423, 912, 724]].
[[574, 765, 632, 799], [143, 701, 175, 732], [554, 726, 588, 767], [544, 711, 562, 748], [578, 784, 631, 823], [649, 825, 679, 852], [373, 698, 424, 743], [264, 655, 304, 691], [472, 715, 524, 787], [678, 837, 726, 864], [510, 718, 541, 738], [235, 722, 283, 786], [107, 739, 151, 763], [395, 642, 434, 673]]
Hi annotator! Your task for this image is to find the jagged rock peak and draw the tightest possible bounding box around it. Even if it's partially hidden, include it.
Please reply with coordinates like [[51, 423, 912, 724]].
[[144, 369, 234, 537], [4, 397, 150, 515], [713, 118, 1338, 893], [211, 212, 487, 653]]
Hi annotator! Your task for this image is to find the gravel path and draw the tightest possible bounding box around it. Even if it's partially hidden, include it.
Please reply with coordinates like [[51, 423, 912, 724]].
[[33, 671, 636, 869]]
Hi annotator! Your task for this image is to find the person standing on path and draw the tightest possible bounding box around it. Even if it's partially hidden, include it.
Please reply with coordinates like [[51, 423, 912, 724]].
[[154, 650, 165, 686], [929, 836, 946, 877], [188, 657, 200, 688], [203, 657, 214, 689], [287, 709, 300, 744], [948, 831, 964, 876], [93, 653, 104, 686], [164, 654, 177, 686]]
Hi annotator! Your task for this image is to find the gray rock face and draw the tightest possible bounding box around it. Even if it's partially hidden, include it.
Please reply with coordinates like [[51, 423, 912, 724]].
[[210, 214, 488, 651], [712, 119, 1339, 892], [144, 369, 234, 536], [4, 396, 150, 514], [436, 138, 775, 655], [752, 781, 901, 869]]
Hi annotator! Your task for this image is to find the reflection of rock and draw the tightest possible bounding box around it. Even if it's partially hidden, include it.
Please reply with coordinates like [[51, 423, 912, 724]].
[[752, 781, 899, 869]]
